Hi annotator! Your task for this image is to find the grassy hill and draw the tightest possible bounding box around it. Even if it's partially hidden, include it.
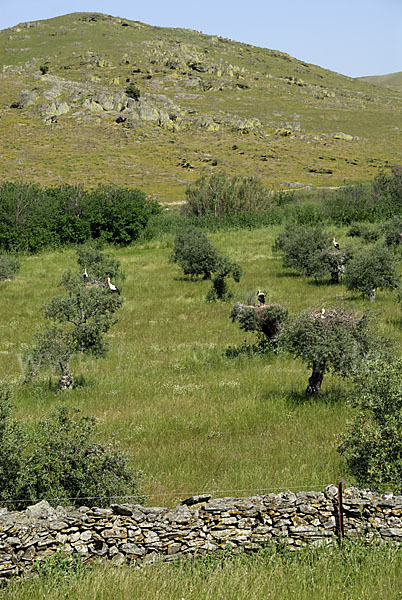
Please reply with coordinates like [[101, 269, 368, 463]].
[[357, 71, 402, 92], [1, 12, 401, 201]]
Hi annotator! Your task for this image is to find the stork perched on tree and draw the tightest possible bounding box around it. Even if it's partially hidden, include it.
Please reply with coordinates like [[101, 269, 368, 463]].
[[332, 237, 340, 250], [257, 290, 266, 306], [105, 277, 120, 295], [83, 267, 88, 286]]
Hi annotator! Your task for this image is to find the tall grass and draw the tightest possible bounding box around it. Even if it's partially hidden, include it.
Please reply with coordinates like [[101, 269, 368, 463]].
[[0, 227, 400, 507], [1, 541, 401, 600]]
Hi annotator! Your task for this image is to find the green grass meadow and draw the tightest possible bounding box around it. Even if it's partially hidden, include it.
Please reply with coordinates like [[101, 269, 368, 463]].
[[0, 225, 401, 598], [1, 226, 400, 505]]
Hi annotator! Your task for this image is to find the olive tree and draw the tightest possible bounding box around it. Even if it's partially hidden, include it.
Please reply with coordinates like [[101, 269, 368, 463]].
[[338, 356, 402, 491], [281, 308, 374, 395], [25, 256, 123, 390], [274, 225, 349, 283], [344, 244, 400, 301]]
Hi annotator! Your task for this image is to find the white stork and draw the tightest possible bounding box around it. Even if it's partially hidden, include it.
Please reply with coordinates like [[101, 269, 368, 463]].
[[83, 267, 88, 286], [106, 277, 120, 295], [257, 290, 266, 305], [332, 237, 340, 250]]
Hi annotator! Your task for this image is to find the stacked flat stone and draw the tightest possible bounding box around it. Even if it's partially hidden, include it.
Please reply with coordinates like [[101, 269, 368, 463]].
[[0, 486, 401, 580]]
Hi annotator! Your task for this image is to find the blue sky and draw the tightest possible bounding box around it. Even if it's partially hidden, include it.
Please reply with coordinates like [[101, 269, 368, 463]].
[[1, 0, 401, 78]]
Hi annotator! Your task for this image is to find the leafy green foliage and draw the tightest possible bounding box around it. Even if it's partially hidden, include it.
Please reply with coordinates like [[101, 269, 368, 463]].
[[76, 244, 123, 282], [25, 258, 124, 389], [184, 173, 271, 217], [344, 244, 400, 298], [338, 356, 402, 491], [171, 227, 220, 279], [39, 64, 49, 75], [324, 167, 402, 224], [382, 215, 402, 247], [346, 223, 380, 243], [0, 386, 27, 506], [0, 254, 20, 281], [281, 308, 375, 395], [125, 83, 141, 100], [0, 182, 160, 252], [274, 224, 349, 282], [206, 256, 242, 301], [0, 391, 141, 509]]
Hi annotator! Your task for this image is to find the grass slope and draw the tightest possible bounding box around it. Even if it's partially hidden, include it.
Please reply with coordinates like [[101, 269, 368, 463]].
[[0, 227, 400, 506], [358, 71, 402, 92], [0, 12, 401, 200]]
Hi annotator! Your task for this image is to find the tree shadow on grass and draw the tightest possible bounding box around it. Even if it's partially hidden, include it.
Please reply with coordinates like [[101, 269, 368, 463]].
[[275, 271, 302, 279], [285, 386, 348, 406]]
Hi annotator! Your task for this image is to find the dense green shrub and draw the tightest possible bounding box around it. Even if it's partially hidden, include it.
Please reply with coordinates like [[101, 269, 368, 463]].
[[382, 215, 402, 247], [0, 388, 141, 509], [183, 173, 271, 217], [171, 228, 220, 279], [324, 167, 402, 224], [0, 254, 20, 281], [0, 182, 160, 252], [125, 83, 141, 100], [346, 223, 380, 243], [344, 245, 400, 300], [206, 256, 242, 301], [338, 356, 402, 491]]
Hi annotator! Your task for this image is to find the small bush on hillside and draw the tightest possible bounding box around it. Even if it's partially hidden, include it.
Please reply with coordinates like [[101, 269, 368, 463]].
[[39, 64, 49, 75], [183, 172, 271, 217], [0, 388, 141, 509], [338, 356, 402, 491], [171, 228, 220, 279], [125, 83, 141, 101], [344, 244, 400, 301], [0, 255, 20, 281]]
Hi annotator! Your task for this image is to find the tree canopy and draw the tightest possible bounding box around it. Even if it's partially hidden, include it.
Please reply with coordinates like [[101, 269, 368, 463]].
[[338, 356, 402, 491], [281, 307, 374, 395]]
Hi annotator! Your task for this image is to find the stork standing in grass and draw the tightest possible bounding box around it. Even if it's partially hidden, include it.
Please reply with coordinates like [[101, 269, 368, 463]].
[[257, 290, 266, 305], [332, 237, 340, 250], [106, 277, 120, 295]]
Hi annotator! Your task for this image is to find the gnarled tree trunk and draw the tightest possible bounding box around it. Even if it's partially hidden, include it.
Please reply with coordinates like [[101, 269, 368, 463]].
[[330, 270, 339, 284], [306, 361, 325, 396], [59, 361, 74, 390]]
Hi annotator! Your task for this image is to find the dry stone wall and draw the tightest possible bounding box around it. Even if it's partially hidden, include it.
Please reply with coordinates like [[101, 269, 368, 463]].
[[1, 485, 401, 579]]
